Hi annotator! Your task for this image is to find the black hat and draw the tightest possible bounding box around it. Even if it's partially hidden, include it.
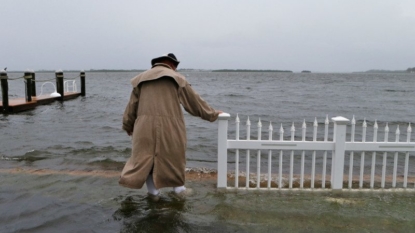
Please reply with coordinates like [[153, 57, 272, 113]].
[[151, 53, 180, 67]]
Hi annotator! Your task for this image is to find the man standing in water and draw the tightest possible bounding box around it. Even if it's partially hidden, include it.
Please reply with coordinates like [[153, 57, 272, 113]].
[[120, 53, 221, 200]]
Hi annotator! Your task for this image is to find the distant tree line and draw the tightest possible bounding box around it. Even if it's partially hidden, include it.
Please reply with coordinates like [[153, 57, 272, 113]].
[[212, 69, 293, 73], [407, 67, 415, 72]]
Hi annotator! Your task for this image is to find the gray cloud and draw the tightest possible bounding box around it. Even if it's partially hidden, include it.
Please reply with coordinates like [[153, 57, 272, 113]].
[[1, 0, 414, 72]]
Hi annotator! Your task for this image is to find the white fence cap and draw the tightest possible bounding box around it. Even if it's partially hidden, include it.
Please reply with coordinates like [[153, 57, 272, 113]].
[[331, 116, 350, 124], [218, 112, 231, 119]]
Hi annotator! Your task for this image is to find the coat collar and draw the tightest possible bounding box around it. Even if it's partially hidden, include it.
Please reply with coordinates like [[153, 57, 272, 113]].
[[152, 63, 175, 70], [130, 63, 187, 88]]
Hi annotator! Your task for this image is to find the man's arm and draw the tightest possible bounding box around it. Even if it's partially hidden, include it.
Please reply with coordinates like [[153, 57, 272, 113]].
[[122, 87, 140, 135], [179, 84, 221, 122]]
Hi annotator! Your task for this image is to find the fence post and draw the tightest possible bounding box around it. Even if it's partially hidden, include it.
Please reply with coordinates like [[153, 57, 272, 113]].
[[331, 116, 349, 190], [0, 70, 8, 113], [80, 71, 86, 96], [55, 71, 64, 101], [217, 112, 231, 189], [24, 71, 32, 102]]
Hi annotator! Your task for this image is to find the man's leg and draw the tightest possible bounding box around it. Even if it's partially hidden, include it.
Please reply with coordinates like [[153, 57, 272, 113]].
[[146, 174, 160, 196]]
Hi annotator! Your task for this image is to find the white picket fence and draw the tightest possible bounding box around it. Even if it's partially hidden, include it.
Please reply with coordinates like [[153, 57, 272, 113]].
[[217, 113, 415, 191]]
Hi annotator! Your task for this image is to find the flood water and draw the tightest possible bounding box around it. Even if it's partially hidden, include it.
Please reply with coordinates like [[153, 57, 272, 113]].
[[1, 71, 415, 232]]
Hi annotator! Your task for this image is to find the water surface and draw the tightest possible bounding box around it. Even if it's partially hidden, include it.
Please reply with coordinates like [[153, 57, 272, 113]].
[[1, 71, 415, 232]]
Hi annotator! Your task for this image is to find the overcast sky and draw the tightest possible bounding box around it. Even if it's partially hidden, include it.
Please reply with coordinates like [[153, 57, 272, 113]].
[[1, 0, 414, 72]]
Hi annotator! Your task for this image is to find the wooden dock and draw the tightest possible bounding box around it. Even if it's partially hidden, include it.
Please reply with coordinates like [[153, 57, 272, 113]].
[[1, 70, 85, 114], [0, 92, 81, 113]]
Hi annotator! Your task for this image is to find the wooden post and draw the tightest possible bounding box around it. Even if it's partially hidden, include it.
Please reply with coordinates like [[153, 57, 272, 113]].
[[24, 72, 32, 102], [217, 112, 230, 189], [55, 71, 64, 101], [1, 70, 8, 113], [31, 71, 36, 96], [331, 116, 349, 190], [80, 71, 86, 96]]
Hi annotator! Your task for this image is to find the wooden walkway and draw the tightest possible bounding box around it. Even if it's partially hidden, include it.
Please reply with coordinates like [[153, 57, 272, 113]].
[[0, 92, 81, 113]]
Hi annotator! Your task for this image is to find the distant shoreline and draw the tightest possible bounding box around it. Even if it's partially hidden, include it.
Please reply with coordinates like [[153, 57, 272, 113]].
[[3, 69, 413, 74], [354, 69, 410, 74], [211, 69, 293, 73], [6, 69, 294, 73]]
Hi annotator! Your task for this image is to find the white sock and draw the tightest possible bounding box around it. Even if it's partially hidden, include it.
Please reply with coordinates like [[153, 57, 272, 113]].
[[145, 174, 160, 195], [173, 186, 186, 194]]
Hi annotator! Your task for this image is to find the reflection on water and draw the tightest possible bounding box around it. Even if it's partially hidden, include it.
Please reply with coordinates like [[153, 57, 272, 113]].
[[112, 188, 415, 233], [114, 195, 190, 233]]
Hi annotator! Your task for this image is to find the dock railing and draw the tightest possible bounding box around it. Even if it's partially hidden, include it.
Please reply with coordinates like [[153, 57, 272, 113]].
[[217, 113, 415, 191]]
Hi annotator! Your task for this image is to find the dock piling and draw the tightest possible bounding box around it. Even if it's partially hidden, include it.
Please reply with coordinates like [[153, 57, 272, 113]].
[[31, 71, 36, 96], [0, 70, 8, 113], [80, 71, 86, 96], [24, 72, 32, 102], [55, 71, 64, 101]]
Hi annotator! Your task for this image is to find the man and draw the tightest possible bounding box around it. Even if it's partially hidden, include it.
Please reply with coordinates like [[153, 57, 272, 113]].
[[120, 53, 221, 200]]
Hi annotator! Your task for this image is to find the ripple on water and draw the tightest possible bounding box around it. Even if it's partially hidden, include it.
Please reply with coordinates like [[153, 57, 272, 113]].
[[2, 72, 415, 232]]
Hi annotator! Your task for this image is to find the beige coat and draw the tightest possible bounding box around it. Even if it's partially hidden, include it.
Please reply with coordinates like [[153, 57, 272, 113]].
[[119, 63, 219, 189]]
